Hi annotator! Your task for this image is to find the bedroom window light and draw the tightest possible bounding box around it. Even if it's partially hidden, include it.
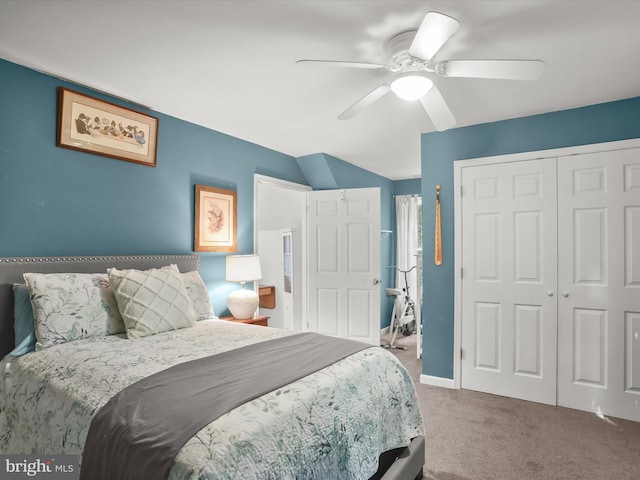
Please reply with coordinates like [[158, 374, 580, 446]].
[[225, 254, 262, 319]]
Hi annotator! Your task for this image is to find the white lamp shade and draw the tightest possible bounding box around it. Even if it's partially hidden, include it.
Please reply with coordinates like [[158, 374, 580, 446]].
[[226, 254, 262, 282], [390, 74, 433, 101]]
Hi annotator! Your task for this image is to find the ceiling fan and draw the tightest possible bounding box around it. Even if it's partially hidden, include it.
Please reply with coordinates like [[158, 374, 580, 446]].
[[297, 11, 544, 131]]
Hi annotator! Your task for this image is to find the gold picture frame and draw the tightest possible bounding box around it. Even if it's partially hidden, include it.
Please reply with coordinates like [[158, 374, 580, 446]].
[[57, 87, 158, 166], [194, 185, 238, 252]]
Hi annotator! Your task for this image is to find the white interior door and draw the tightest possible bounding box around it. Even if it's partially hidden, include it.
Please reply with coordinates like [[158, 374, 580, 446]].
[[415, 252, 423, 359], [307, 188, 381, 345], [557, 148, 640, 421], [460, 158, 558, 405]]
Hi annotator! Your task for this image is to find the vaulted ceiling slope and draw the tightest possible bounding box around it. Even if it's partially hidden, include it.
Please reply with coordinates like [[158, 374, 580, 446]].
[[1, 1, 639, 180]]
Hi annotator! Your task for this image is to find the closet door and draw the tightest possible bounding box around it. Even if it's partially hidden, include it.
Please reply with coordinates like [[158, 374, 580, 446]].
[[460, 158, 558, 404], [557, 148, 640, 421]]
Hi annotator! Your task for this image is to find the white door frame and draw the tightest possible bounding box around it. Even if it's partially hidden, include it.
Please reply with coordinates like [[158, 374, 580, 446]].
[[254, 176, 382, 342], [254, 174, 312, 322], [253, 174, 312, 250], [451, 138, 640, 390]]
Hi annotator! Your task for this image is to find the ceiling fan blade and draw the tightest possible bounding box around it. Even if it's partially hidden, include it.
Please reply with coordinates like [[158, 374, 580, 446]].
[[436, 60, 545, 80], [409, 12, 460, 61], [338, 84, 391, 120], [296, 59, 389, 70], [419, 85, 456, 131]]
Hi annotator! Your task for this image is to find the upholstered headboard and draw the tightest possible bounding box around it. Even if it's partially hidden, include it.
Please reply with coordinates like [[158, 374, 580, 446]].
[[0, 255, 201, 358]]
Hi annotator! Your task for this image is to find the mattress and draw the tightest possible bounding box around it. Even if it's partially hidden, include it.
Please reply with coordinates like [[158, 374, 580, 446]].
[[0, 319, 424, 479]]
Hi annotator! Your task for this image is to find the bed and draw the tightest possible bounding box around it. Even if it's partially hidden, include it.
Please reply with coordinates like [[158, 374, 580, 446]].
[[0, 254, 424, 479]]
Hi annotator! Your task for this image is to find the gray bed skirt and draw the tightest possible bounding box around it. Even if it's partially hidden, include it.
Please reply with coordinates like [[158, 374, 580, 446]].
[[376, 435, 425, 480]]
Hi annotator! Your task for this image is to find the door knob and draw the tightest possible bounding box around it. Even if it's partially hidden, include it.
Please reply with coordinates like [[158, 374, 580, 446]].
[[546, 291, 554, 297], [562, 292, 569, 297], [373, 278, 381, 285]]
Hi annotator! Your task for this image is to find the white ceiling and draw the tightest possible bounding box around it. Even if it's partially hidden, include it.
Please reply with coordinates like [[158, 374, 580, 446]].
[[2, 1, 640, 180]]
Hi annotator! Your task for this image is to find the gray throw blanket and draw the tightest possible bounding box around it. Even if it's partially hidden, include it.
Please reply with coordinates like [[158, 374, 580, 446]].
[[80, 332, 372, 480]]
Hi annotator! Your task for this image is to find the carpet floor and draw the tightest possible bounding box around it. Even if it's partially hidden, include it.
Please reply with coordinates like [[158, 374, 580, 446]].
[[384, 333, 640, 480]]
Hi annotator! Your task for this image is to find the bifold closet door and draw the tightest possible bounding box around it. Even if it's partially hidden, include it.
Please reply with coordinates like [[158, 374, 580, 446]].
[[460, 158, 558, 405], [557, 148, 640, 421]]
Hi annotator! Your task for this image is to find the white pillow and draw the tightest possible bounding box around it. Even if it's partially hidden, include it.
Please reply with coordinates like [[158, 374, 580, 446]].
[[181, 270, 216, 320], [108, 264, 196, 339], [23, 272, 124, 350]]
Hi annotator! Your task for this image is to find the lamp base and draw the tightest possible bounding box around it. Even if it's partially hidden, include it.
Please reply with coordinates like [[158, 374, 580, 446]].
[[227, 288, 259, 320]]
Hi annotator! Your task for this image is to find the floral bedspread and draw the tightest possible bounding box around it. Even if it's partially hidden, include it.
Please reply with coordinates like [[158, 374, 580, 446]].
[[0, 320, 423, 479]]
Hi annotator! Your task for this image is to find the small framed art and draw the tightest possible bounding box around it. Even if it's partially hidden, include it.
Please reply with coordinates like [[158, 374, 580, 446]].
[[194, 185, 238, 252], [57, 87, 158, 166]]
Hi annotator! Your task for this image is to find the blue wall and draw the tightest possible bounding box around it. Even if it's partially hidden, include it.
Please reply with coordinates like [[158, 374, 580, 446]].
[[421, 96, 640, 379], [0, 58, 307, 316], [295, 153, 338, 190], [392, 178, 421, 196], [0, 57, 400, 323]]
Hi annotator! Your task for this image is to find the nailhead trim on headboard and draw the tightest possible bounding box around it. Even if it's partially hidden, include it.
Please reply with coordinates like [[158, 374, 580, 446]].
[[0, 255, 202, 285], [0, 255, 201, 270]]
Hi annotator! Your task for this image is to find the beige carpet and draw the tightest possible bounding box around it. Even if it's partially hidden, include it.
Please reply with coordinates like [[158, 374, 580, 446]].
[[384, 333, 640, 480]]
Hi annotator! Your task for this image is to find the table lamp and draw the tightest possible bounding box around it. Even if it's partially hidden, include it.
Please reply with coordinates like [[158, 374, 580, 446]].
[[225, 254, 262, 319]]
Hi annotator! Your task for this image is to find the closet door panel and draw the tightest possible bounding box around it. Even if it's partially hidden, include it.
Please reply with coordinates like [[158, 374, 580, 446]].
[[461, 158, 557, 405], [558, 148, 640, 422]]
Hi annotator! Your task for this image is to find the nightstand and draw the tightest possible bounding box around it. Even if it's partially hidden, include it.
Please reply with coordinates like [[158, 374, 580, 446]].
[[259, 285, 275, 308], [220, 315, 269, 327]]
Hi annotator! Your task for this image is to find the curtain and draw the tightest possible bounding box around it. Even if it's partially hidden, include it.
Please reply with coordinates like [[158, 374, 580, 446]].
[[395, 195, 419, 304]]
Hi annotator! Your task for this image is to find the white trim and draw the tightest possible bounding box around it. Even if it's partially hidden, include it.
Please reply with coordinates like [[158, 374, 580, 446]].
[[254, 173, 313, 192], [453, 137, 640, 169], [452, 137, 640, 391], [253, 174, 312, 327], [420, 374, 456, 389], [452, 165, 462, 389]]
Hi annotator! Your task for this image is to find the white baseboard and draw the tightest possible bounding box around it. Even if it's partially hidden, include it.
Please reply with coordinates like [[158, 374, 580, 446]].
[[380, 326, 390, 334], [420, 374, 456, 389]]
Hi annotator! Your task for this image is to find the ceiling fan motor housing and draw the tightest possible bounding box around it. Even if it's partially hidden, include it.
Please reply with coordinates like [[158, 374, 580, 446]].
[[384, 30, 431, 72]]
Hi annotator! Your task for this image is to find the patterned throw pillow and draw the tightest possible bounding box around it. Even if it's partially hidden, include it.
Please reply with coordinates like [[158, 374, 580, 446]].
[[23, 273, 125, 350], [108, 264, 196, 339], [181, 270, 216, 320]]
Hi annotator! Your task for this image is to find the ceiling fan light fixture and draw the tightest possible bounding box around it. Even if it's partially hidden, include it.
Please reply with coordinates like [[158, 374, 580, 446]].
[[390, 74, 433, 101]]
